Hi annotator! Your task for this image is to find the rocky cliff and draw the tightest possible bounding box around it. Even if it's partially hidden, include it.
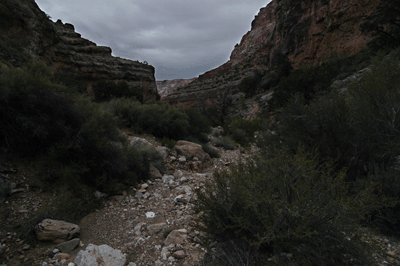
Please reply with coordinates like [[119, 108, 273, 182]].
[[164, 0, 379, 109], [156, 78, 196, 99], [0, 0, 158, 99]]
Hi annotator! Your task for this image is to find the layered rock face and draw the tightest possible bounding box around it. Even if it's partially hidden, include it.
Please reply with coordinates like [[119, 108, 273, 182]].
[[0, 0, 158, 99], [156, 78, 196, 99], [164, 0, 379, 108]]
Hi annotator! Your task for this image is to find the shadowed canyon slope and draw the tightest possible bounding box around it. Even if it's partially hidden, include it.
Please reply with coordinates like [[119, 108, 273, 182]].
[[163, 0, 379, 108], [0, 0, 158, 99]]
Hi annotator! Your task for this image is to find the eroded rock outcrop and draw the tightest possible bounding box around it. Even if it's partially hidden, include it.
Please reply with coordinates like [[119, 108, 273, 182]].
[[156, 78, 196, 99], [164, 0, 379, 109], [0, 0, 158, 99]]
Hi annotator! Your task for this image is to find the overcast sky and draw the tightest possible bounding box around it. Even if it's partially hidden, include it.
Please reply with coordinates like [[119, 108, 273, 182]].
[[35, 0, 271, 80]]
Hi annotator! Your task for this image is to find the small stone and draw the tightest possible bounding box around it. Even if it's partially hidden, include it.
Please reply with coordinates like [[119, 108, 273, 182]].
[[0, 243, 6, 254], [178, 156, 187, 163], [387, 251, 397, 256], [57, 238, 80, 253], [145, 212, 155, 218], [162, 252, 170, 260], [174, 195, 188, 205], [155, 259, 163, 266], [94, 191, 107, 199], [173, 250, 186, 259], [22, 244, 30, 250], [127, 263, 137, 266], [162, 175, 174, 184], [135, 191, 143, 199], [56, 253, 71, 261], [10, 188, 25, 194], [164, 229, 187, 245], [147, 223, 166, 235]]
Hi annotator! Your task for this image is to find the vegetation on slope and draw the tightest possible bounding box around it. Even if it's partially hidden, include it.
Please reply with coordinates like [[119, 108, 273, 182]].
[[196, 49, 400, 265]]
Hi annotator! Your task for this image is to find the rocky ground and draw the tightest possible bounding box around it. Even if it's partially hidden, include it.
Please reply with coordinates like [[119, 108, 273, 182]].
[[1, 135, 400, 266]]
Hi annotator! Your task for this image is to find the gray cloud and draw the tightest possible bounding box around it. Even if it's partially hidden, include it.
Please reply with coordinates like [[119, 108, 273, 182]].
[[36, 0, 271, 80]]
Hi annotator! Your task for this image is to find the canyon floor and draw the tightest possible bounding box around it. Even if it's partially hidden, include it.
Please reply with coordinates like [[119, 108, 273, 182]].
[[1, 134, 400, 266]]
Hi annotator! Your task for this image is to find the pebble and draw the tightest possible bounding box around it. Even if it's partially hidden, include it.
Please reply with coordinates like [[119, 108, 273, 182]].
[[145, 212, 155, 218]]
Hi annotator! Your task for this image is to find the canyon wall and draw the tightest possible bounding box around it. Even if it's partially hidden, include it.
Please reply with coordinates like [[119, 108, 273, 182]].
[[164, 0, 379, 108], [0, 0, 158, 99]]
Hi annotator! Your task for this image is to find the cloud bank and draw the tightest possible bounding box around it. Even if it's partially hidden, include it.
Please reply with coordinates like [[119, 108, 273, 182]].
[[36, 0, 271, 80]]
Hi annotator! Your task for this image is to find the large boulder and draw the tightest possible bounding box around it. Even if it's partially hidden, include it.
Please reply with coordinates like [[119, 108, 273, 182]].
[[130, 137, 154, 151], [174, 140, 210, 162], [35, 219, 80, 243], [74, 244, 126, 266]]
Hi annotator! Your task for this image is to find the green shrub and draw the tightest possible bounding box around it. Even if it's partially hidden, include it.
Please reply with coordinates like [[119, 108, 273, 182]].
[[239, 71, 263, 97], [0, 62, 152, 194], [161, 137, 177, 149], [196, 148, 376, 265], [269, 54, 342, 110], [105, 99, 211, 141], [201, 144, 220, 158], [212, 136, 235, 150], [184, 108, 212, 141], [0, 61, 84, 155], [268, 49, 400, 232], [223, 116, 267, 146]]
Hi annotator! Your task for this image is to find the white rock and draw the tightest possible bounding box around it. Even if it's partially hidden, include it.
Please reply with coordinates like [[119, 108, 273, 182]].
[[162, 175, 175, 184], [74, 244, 126, 266], [145, 212, 155, 218]]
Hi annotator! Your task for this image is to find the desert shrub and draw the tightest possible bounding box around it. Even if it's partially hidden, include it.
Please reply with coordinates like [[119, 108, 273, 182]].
[[102, 97, 143, 128], [268, 49, 400, 232], [0, 61, 84, 154], [202, 239, 260, 266], [196, 148, 375, 265], [239, 71, 263, 97], [201, 144, 220, 158], [223, 116, 268, 146], [184, 108, 212, 141], [0, 62, 152, 194], [34, 98, 151, 193], [212, 136, 235, 150], [269, 56, 341, 110], [105, 99, 212, 141], [137, 102, 189, 140], [161, 137, 177, 149]]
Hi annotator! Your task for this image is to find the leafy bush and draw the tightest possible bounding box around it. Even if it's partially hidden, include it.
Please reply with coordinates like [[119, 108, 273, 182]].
[[184, 108, 212, 141], [0, 61, 83, 154], [268, 49, 400, 232], [201, 144, 220, 158], [223, 116, 268, 146], [105, 98, 212, 142], [239, 71, 263, 97], [212, 136, 235, 150], [161, 137, 177, 149], [196, 148, 375, 265], [0, 61, 152, 194]]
